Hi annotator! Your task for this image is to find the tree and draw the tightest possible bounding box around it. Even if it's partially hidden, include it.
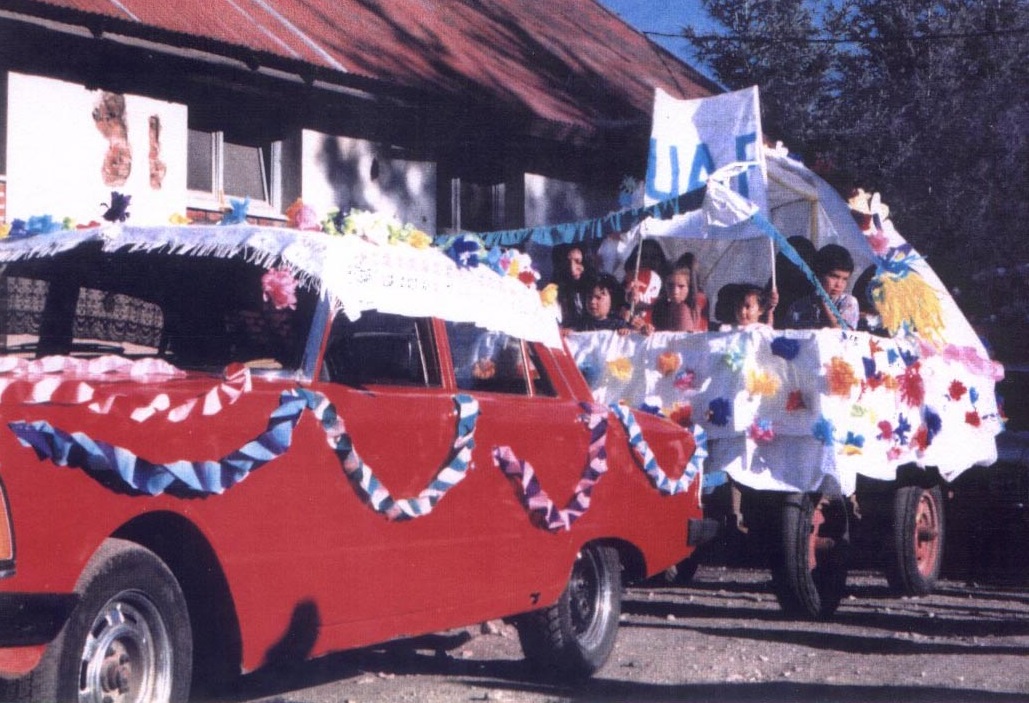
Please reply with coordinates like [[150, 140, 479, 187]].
[[684, 0, 1029, 353]]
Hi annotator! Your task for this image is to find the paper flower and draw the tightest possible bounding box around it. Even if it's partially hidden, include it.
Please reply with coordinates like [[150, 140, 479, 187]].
[[607, 357, 634, 382], [168, 213, 192, 225], [786, 390, 806, 411], [261, 268, 298, 310], [407, 229, 432, 249], [0, 223, 10, 239], [877, 420, 893, 440], [102, 192, 131, 222], [965, 410, 981, 427], [842, 432, 865, 455], [970, 387, 979, 404], [722, 345, 745, 373], [746, 369, 780, 398], [923, 408, 942, 444], [669, 402, 693, 428], [286, 198, 321, 231], [812, 416, 835, 445], [911, 425, 929, 452], [657, 352, 682, 377], [948, 380, 967, 401], [770, 337, 800, 361], [895, 414, 912, 444], [539, 283, 559, 307], [899, 363, 925, 407], [707, 398, 731, 427], [826, 357, 859, 396], [673, 369, 696, 392], [638, 401, 662, 416], [866, 229, 890, 255], [748, 419, 774, 443], [219, 197, 250, 225], [444, 234, 485, 269]]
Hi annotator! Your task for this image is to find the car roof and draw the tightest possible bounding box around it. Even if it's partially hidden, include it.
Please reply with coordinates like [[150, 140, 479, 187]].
[[0, 223, 563, 348]]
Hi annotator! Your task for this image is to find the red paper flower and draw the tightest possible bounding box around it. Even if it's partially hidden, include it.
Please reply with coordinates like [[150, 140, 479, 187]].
[[949, 380, 967, 401], [965, 411, 981, 427], [786, 390, 806, 411], [669, 402, 693, 428], [261, 268, 299, 310], [877, 420, 893, 441], [899, 363, 925, 407]]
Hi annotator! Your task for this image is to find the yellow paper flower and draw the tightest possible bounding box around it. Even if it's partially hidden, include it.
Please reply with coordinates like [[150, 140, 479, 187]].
[[746, 369, 781, 397], [168, 213, 192, 225], [607, 357, 634, 382], [826, 357, 859, 396], [407, 229, 432, 249], [0, 223, 10, 239], [539, 283, 559, 307], [656, 351, 682, 377]]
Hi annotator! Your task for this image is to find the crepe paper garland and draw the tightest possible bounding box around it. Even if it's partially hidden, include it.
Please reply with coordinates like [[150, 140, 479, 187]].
[[492, 402, 608, 531], [9, 390, 479, 508], [332, 394, 479, 521], [0, 357, 251, 425], [609, 403, 699, 496]]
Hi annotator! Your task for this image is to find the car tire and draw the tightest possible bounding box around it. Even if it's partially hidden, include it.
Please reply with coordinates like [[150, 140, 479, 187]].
[[772, 492, 849, 620], [885, 485, 945, 596], [515, 543, 622, 680], [30, 538, 193, 703]]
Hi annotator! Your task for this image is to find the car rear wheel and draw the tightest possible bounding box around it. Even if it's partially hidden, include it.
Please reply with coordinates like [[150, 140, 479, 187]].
[[31, 539, 193, 703], [773, 492, 849, 620], [514, 543, 621, 680], [885, 485, 946, 596]]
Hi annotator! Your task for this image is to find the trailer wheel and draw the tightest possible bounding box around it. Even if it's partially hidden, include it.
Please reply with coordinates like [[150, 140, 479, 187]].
[[773, 493, 849, 620], [886, 485, 945, 595], [515, 543, 621, 680]]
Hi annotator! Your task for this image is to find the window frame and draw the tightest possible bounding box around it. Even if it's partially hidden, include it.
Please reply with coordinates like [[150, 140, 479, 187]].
[[187, 128, 283, 218]]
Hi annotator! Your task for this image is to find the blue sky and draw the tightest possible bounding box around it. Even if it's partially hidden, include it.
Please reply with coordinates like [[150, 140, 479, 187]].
[[597, 0, 717, 72]]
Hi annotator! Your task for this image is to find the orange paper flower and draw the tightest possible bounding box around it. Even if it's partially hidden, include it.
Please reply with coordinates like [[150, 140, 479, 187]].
[[746, 369, 781, 398], [657, 351, 682, 377], [826, 357, 859, 396]]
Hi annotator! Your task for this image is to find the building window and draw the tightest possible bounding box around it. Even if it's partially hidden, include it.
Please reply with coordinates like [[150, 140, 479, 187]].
[[187, 129, 282, 215]]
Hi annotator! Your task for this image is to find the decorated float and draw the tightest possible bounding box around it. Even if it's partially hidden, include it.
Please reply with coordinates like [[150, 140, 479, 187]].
[[478, 88, 1004, 618]]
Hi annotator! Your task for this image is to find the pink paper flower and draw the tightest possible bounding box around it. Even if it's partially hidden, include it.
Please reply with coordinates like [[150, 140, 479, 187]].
[[262, 268, 299, 310]]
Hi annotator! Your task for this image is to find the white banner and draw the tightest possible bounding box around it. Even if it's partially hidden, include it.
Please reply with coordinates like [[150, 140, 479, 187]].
[[645, 86, 767, 212]]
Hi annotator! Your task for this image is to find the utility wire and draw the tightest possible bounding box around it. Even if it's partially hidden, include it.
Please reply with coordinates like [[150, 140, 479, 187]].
[[645, 26, 1029, 44]]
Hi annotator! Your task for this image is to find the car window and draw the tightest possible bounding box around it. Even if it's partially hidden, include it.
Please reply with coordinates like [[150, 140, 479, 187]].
[[445, 320, 554, 396], [0, 248, 318, 374], [323, 311, 439, 387]]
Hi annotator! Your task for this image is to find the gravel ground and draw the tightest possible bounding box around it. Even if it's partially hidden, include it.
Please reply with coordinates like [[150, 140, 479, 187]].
[[220, 566, 1029, 703]]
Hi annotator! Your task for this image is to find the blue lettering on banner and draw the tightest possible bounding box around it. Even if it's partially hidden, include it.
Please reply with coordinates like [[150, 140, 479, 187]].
[[687, 143, 715, 192], [645, 139, 679, 201], [735, 132, 758, 198]]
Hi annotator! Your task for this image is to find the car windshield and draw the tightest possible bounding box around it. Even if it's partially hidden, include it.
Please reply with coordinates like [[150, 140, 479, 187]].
[[0, 244, 318, 374]]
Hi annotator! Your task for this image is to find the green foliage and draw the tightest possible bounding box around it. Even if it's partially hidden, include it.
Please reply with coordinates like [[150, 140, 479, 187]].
[[686, 0, 1029, 340]]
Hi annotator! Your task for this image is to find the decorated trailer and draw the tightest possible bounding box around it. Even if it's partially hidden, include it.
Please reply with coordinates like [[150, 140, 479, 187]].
[[562, 147, 1004, 618]]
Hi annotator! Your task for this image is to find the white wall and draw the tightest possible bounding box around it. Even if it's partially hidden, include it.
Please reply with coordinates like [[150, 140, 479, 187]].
[[302, 130, 436, 233], [6, 73, 187, 226]]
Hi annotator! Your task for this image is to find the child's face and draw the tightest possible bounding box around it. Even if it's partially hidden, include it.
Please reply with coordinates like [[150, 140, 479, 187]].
[[665, 272, 690, 304], [736, 292, 763, 325], [820, 269, 851, 298], [588, 286, 612, 320], [566, 248, 585, 280]]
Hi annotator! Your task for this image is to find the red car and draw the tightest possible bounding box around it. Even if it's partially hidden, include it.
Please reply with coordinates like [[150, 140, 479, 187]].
[[0, 225, 707, 702]]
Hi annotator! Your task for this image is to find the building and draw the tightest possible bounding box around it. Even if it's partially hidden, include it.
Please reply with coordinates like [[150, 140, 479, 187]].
[[0, 0, 718, 234]]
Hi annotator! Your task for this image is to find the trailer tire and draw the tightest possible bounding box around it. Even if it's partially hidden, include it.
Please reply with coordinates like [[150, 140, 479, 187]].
[[886, 485, 945, 596], [773, 493, 849, 620]]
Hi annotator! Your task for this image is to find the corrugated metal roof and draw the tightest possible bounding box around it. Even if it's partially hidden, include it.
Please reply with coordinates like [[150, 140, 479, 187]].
[[8, 0, 719, 136]]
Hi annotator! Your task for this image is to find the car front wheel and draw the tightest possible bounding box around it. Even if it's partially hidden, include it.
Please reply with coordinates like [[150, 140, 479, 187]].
[[31, 539, 193, 703], [515, 543, 622, 680]]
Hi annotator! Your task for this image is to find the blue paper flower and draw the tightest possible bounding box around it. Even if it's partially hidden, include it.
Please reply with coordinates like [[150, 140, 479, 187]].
[[895, 413, 912, 444], [862, 357, 877, 378], [723, 346, 745, 373], [219, 197, 250, 225], [101, 192, 132, 222], [578, 361, 600, 387], [812, 416, 835, 445], [969, 387, 979, 404], [638, 402, 662, 416], [445, 234, 484, 269], [923, 407, 942, 444], [707, 398, 731, 427], [771, 337, 800, 361], [900, 348, 919, 367], [843, 431, 864, 449]]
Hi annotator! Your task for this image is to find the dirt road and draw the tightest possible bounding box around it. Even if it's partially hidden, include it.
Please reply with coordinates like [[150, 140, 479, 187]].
[[220, 565, 1029, 703]]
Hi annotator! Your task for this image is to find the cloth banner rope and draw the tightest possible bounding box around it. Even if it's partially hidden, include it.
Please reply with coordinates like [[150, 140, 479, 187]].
[[609, 403, 701, 495], [491, 402, 609, 531]]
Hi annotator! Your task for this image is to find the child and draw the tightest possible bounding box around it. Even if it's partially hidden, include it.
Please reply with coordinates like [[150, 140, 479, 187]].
[[719, 284, 778, 328], [551, 243, 594, 330], [785, 244, 859, 329], [575, 273, 631, 334], [652, 263, 709, 332]]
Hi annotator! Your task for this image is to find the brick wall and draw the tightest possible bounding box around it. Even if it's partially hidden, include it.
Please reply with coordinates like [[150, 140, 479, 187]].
[[186, 207, 286, 228]]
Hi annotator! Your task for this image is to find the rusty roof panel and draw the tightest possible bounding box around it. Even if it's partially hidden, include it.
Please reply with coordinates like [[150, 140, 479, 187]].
[[11, 0, 718, 133]]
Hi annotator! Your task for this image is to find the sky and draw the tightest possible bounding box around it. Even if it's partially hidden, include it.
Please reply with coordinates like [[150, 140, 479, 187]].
[[597, 0, 719, 80]]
